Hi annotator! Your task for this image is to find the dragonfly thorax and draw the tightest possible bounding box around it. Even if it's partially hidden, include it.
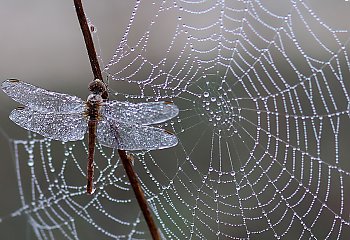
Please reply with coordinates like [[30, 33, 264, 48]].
[[89, 79, 106, 95], [87, 93, 102, 103]]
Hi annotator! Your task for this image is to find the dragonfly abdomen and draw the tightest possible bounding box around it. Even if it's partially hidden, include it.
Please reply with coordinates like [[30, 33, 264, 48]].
[[86, 119, 97, 194], [85, 93, 103, 194]]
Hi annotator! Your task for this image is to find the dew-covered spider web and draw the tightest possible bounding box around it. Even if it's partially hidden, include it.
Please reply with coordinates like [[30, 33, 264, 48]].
[[2, 0, 350, 239]]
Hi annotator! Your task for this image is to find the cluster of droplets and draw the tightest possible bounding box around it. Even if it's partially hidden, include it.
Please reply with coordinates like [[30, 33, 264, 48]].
[[196, 78, 240, 137]]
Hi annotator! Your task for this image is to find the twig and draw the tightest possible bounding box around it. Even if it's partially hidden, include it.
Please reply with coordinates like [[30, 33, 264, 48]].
[[73, 0, 103, 82], [118, 150, 161, 240], [72, 1, 161, 239]]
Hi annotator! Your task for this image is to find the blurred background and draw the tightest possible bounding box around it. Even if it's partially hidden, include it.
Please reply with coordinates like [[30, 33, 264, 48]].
[[0, 1, 132, 238], [0, 0, 350, 239]]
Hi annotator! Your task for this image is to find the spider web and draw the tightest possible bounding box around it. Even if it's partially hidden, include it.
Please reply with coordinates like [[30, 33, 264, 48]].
[[2, 0, 350, 239]]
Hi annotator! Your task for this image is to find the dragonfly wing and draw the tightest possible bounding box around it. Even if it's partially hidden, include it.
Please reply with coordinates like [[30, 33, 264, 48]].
[[10, 107, 87, 142], [2, 79, 85, 113], [96, 119, 118, 149], [103, 101, 179, 125], [97, 118, 178, 150]]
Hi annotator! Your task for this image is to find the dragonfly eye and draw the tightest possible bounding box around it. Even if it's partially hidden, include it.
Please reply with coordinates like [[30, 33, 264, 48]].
[[89, 79, 107, 94]]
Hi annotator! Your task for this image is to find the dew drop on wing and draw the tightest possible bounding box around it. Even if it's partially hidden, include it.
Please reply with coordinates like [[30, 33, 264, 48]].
[[1, 79, 85, 113], [97, 118, 178, 150], [9, 107, 87, 142], [102, 101, 179, 125]]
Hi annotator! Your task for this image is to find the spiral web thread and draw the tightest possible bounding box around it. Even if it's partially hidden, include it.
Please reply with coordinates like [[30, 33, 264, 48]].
[[3, 0, 350, 239]]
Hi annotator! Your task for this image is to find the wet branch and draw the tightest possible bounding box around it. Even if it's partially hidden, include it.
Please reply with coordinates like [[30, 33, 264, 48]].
[[73, 0, 103, 82], [118, 150, 161, 239], [72, 0, 161, 239]]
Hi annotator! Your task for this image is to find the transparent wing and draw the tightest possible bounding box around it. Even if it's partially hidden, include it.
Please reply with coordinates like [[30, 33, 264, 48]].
[[97, 118, 178, 150], [10, 107, 87, 142], [2, 79, 85, 113], [102, 101, 179, 125]]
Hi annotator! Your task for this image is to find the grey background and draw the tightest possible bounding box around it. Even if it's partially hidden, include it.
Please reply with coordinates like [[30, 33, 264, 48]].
[[0, 1, 132, 239], [0, 0, 350, 239]]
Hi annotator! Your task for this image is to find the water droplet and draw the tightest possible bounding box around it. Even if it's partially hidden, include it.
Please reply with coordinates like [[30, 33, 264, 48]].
[[211, 97, 216, 102], [89, 24, 96, 33], [203, 92, 209, 97], [27, 159, 34, 167]]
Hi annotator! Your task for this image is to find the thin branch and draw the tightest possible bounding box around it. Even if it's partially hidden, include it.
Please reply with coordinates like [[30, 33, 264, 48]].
[[72, 1, 161, 239], [73, 0, 103, 82], [118, 150, 161, 240]]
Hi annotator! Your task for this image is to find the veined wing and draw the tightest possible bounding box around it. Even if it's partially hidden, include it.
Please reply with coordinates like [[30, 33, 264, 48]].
[[10, 107, 87, 142], [97, 118, 178, 150], [102, 101, 179, 125], [2, 79, 85, 113]]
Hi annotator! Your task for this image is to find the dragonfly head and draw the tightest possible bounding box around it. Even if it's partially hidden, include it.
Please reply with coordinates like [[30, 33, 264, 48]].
[[89, 79, 107, 95]]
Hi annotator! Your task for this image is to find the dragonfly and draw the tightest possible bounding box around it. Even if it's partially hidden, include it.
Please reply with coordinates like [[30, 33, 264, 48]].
[[2, 79, 179, 194]]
